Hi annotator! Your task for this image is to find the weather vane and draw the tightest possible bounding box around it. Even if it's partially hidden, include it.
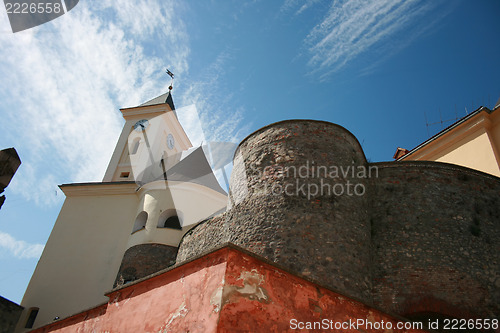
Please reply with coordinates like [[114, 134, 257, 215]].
[[166, 69, 174, 90]]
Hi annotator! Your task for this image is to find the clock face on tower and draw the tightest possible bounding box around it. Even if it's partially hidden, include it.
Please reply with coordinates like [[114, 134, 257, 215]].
[[167, 133, 175, 149], [133, 119, 149, 132]]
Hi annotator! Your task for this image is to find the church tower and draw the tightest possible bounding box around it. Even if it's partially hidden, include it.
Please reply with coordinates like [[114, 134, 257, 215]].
[[16, 92, 227, 331]]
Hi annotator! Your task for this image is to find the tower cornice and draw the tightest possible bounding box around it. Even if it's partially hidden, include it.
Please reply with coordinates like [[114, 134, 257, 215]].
[[59, 181, 138, 197], [119, 104, 172, 121]]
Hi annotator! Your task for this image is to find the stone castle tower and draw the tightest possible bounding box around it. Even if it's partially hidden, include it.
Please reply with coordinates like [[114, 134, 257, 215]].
[[16, 93, 500, 332], [178, 119, 500, 321]]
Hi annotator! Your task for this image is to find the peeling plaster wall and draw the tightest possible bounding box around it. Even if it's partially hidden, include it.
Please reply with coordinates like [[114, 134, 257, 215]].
[[30, 247, 427, 333], [218, 248, 425, 333], [31, 250, 228, 333]]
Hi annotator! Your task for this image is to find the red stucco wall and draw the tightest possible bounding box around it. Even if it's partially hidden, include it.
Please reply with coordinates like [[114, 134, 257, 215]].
[[31, 246, 426, 333], [31, 251, 227, 332], [218, 249, 425, 333]]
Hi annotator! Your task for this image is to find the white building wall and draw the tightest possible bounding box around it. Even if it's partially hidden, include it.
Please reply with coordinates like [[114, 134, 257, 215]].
[[17, 184, 139, 331]]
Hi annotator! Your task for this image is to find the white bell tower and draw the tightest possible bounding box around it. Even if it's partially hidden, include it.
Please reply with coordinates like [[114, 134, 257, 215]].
[[102, 91, 228, 286], [17, 91, 228, 331]]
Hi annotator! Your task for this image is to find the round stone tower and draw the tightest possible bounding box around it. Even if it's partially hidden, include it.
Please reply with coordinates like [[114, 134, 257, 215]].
[[178, 119, 500, 321], [179, 120, 373, 302]]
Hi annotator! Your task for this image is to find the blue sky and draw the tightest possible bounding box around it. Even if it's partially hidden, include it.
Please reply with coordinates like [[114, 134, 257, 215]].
[[0, 0, 499, 304]]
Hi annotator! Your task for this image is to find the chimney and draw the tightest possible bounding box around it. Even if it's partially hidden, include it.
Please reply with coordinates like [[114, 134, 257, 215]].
[[393, 147, 409, 160]]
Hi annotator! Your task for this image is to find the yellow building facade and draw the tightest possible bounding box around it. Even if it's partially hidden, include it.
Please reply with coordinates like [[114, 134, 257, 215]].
[[396, 100, 500, 177]]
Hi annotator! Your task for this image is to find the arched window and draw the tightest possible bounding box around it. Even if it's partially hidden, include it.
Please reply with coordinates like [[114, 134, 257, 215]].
[[132, 211, 148, 233], [164, 216, 181, 229], [130, 138, 141, 155], [157, 210, 182, 229]]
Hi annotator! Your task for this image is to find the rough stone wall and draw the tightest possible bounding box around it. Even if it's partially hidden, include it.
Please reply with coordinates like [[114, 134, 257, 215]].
[[176, 214, 226, 263], [177, 119, 500, 320], [370, 162, 500, 318], [114, 243, 177, 288], [0, 296, 23, 333], [179, 120, 373, 302]]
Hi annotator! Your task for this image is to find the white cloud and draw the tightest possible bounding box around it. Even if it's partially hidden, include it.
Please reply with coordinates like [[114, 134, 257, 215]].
[[0, 0, 248, 209], [288, 0, 443, 79], [281, 0, 321, 15], [280, 0, 300, 13], [0, 0, 190, 205], [8, 163, 62, 207], [0, 231, 44, 259]]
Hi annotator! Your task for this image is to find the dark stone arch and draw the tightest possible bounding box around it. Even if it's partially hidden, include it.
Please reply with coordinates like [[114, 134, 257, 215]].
[[114, 244, 177, 288]]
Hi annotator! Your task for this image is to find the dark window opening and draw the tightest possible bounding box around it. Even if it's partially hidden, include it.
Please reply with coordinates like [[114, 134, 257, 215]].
[[120, 172, 130, 178], [164, 215, 181, 229], [25, 308, 39, 329]]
